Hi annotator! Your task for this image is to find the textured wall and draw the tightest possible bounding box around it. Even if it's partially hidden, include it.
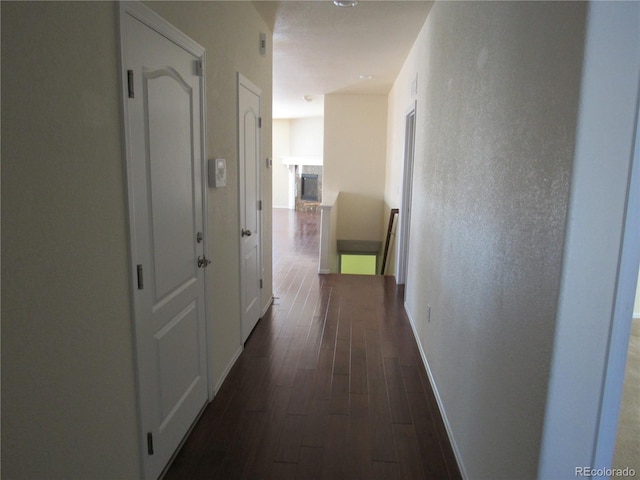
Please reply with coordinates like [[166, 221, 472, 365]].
[[391, 2, 587, 477]]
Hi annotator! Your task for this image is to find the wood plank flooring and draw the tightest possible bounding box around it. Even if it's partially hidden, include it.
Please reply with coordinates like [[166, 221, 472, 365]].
[[164, 208, 461, 479]]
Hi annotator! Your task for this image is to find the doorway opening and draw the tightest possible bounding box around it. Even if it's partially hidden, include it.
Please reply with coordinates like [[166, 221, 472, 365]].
[[397, 105, 417, 286]]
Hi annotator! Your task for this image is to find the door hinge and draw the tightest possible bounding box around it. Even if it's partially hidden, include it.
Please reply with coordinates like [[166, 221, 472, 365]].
[[258, 117, 262, 128], [147, 432, 154, 455], [195, 60, 203, 77], [137, 264, 144, 290], [260, 278, 263, 289], [257, 200, 262, 211], [127, 70, 134, 98]]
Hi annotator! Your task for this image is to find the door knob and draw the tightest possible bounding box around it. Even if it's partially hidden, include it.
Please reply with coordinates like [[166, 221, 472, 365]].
[[241, 228, 252, 237], [197, 256, 211, 268]]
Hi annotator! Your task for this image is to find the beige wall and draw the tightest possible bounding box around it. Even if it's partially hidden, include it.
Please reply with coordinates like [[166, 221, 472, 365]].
[[146, 1, 274, 386], [1, 2, 140, 478], [323, 94, 387, 241], [1, 1, 272, 478], [386, 2, 587, 477]]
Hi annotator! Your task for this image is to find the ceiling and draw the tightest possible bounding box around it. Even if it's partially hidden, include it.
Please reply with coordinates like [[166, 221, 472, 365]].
[[253, 1, 433, 119]]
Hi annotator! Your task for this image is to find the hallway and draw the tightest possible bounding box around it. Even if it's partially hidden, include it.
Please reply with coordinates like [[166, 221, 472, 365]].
[[164, 209, 461, 479]]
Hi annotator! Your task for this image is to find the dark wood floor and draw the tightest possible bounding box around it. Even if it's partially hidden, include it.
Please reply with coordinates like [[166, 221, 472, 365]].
[[164, 209, 461, 479]]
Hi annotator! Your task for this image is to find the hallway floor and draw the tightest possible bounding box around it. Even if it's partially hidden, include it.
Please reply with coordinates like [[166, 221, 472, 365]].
[[164, 208, 461, 479]]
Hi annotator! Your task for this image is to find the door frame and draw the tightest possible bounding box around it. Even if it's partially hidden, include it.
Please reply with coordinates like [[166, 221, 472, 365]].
[[237, 72, 263, 344], [537, 3, 640, 474], [397, 102, 417, 286], [592, 84, 639, 469], [119, 3, 211, 477]]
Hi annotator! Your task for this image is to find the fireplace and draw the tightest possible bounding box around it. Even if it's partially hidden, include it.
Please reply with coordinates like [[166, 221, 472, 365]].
[[294, 165, 323, 211], [281, 157, 323, 211], [301, 174, 319, 201]]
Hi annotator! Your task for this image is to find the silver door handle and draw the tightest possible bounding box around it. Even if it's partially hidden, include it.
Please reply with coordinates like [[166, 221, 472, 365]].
[[241, 228, 252, 237], [197, 256, 211, 268]]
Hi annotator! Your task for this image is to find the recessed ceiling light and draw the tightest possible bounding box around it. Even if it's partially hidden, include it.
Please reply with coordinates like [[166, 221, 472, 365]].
[[359, 74, 374, 80], [333, 1, 358, 7]]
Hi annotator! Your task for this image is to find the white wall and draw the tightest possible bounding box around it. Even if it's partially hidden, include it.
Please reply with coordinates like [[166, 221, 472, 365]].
[[386, 2, 588, 478], [324, 94, 387, 241], [1, 2, 273, 478], [273, 119, 291, 208], [290, 116, 324, 157], [272, 116, 324, 209]]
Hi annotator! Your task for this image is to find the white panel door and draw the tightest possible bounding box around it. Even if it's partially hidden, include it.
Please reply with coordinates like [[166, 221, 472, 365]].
[[120, 4, 208, 478], [238, 74, 262, 343]]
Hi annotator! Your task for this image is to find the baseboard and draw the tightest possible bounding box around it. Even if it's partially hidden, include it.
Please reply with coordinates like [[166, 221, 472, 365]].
[[213, 345, 243, 395], [214, 299, 273, 395], [262, 296, 274, 317], [318, 268, 331, 274], [404, 303, 469, 480]]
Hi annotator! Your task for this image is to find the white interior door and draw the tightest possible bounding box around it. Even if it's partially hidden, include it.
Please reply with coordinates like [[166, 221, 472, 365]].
[[238, 74, 262, 343], [120, 4, 208, 478]]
